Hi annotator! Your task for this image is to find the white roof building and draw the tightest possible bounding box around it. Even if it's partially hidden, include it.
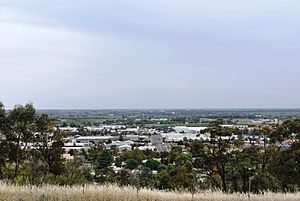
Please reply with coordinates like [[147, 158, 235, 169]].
[[137, 145, 156, 151], [162, 132, 200, 142], [173, 126, 207, 133], [75, 136, 116, 143]]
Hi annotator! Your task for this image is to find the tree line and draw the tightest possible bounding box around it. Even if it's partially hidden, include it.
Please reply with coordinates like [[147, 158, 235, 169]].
[[0, 103, 300, 193]]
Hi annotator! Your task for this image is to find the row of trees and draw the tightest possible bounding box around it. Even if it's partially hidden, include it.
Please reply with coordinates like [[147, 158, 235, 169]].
[[0, 103, 84, 184], [1, 103, 300, 193]]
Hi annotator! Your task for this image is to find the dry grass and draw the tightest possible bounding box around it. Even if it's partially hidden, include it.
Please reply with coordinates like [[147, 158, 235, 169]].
[[0, 184, 299, 201]]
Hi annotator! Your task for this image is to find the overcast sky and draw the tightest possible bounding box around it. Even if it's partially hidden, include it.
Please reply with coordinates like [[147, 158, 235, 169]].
[[0, 0, 300, 109]]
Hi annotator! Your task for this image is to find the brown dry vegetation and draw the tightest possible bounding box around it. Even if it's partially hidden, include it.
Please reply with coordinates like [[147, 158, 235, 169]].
[[0, 184, 299, 201]]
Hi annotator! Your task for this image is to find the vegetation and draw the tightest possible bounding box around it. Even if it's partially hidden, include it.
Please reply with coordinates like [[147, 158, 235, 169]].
[[0, 183, 300, 201], [44, 108, 300, 128], [1, 103, 300, 195]]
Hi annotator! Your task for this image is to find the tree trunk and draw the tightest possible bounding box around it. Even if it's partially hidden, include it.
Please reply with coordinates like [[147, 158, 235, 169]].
[[221, 164, 227, 193]]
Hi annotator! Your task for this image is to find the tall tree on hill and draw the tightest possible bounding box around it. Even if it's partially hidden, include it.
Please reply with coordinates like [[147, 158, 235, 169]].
[[7, 103, 37, 178], [34, 114, 65, 175], [0, 103, 8, 178], [228, 148, 259, 193], [88, 146, 114, 183], [269, 142, 300, 192], [0, 102, 5, 131], [191, 119, 237, 193]]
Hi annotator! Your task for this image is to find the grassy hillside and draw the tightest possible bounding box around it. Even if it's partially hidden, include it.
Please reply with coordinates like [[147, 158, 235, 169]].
[[0, 184, 299, 201]]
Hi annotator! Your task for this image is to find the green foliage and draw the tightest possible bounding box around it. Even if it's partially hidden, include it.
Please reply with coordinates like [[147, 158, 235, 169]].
[[145, 159, 160, 171], [2, 102, 300, 193], [270, 119, 300, 143], [171, 165, 196, 190], [158, 170, 172, 190], [125, 159, 139, 169], [94, 149, 113, 170]]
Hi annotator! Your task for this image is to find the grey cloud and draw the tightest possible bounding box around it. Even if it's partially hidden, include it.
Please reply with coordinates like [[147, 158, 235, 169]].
[[0, 1, 300, 109]]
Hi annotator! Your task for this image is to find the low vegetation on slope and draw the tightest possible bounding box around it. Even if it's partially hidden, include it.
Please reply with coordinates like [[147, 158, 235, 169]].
[[0, 184, 300, 201]]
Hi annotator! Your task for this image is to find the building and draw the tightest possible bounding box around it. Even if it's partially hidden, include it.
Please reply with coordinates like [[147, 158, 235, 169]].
[[75, 136, 117, 144], [173, 126, 207, 133]]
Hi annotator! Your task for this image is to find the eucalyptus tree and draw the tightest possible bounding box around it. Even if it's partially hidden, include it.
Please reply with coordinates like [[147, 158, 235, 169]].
[[0, 103, 8, 178], [6, 103, 37, 178], [191, 119, 237, 193], [34, 114, 65, 175]]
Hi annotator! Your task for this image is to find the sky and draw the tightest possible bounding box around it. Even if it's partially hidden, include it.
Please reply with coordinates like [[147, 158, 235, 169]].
[[0, 0, 300, 109]]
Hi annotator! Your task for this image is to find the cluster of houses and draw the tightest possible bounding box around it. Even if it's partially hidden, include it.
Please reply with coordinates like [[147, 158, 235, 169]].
[[57, 120, 299, 178], [53, 118, 298, 177], [61, 121, 294, 160]]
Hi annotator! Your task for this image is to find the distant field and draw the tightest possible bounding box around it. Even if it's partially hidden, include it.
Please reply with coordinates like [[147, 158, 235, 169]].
[[0, 184, 299, 201], [40, 109, 300, 127]]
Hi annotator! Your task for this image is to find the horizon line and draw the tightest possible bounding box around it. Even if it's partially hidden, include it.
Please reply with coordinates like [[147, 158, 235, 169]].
[[35, 107, 300, 111]]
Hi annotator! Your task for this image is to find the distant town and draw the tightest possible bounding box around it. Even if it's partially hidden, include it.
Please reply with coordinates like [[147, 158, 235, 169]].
[[1, 105, 300, 193], [58, 114, 290, 160]]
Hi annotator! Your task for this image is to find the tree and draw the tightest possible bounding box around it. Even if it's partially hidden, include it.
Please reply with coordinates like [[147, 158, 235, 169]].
[[88, 146, 114, 183], [118, 149, 146, 165], [145, 159, 160, 171], [167, 146, 182, 164], [94, 149, 113, 170], [0, 103, 8, 178], [269, 142, 300, 192], [7, 103, 37, 178], [0, 102, 5, 131], [34, 114, 66, 175], [191, 120, 237, 193], [227, 148, 259, 193], [158, 169, 172, 190], [270, 119, 300, 143], [125, 159, 139, 170], [171, 165, 196, 191]]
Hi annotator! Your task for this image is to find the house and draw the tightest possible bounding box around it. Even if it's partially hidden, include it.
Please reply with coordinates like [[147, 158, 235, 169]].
[[173, 126, 207, 133], [75, 136, 117, 144]]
